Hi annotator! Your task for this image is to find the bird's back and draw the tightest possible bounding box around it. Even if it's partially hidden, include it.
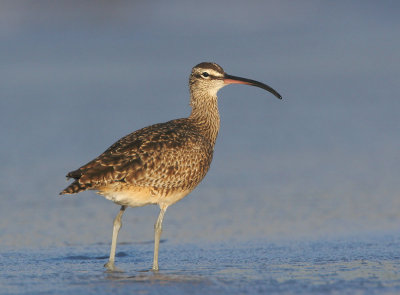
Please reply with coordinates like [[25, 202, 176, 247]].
[[60, 118, 214, 206]]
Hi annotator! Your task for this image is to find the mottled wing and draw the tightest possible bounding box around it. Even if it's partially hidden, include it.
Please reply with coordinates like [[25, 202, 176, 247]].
[[60, 119, 213, 195]]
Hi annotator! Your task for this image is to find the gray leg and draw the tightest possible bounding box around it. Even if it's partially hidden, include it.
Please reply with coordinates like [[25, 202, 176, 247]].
[[104, 205, 126, 271], [152, 206, 167, 271]]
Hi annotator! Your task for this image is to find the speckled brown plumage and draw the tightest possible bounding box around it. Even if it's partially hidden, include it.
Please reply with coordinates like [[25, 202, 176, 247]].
[[60, 62, 282, 271], [60, 118, 214, 207]]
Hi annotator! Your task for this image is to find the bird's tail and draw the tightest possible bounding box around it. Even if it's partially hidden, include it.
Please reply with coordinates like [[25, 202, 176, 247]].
[[59, 180, 89, 195]]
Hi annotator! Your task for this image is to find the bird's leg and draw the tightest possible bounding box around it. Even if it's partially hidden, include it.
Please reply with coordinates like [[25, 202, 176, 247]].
[[104, 205, 126, 271], [152, 205, 167, 271]]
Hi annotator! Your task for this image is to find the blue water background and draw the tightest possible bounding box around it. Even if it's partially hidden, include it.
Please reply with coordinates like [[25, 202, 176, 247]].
[[0, 1, 399, 294]]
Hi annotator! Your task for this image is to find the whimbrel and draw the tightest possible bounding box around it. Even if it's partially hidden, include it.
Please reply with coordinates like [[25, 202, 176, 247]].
[[60, 62, 282, 271]]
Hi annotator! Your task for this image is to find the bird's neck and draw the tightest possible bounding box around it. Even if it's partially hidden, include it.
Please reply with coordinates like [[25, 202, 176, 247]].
[[188, 90, 220, 146]]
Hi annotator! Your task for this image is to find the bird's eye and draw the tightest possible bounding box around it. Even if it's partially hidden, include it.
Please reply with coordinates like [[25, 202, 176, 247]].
[[201, 72, 209, 78]]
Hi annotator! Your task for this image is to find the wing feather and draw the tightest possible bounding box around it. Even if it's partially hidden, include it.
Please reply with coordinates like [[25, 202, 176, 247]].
[[60, 119, 213, 195]]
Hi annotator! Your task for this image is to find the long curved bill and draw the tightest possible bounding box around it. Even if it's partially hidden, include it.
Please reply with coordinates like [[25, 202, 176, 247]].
[[224, 74, 282, 100]]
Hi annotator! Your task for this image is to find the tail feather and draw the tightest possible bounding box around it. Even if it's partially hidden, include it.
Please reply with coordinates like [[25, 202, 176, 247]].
[[60, 180, 90, 195]]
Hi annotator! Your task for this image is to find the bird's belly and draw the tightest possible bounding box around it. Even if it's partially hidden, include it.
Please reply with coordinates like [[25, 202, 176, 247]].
[[97, 185, 191, 208], [98, 186, 155, 207]]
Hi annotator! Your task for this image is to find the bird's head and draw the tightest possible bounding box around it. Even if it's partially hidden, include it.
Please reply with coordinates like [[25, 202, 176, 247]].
[[189, 62, 282, 99]]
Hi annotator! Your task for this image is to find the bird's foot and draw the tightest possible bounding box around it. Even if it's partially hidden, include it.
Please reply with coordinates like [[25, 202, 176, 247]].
[[104, 261, 123, 273], [152, 264, 159, 272]]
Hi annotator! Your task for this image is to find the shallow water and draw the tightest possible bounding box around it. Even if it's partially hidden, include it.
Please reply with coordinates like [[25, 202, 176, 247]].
[[1, 234, 399, 295]]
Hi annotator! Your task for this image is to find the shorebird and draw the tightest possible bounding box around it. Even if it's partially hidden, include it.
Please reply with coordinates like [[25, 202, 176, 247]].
[[60, 62, 282, 271]]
